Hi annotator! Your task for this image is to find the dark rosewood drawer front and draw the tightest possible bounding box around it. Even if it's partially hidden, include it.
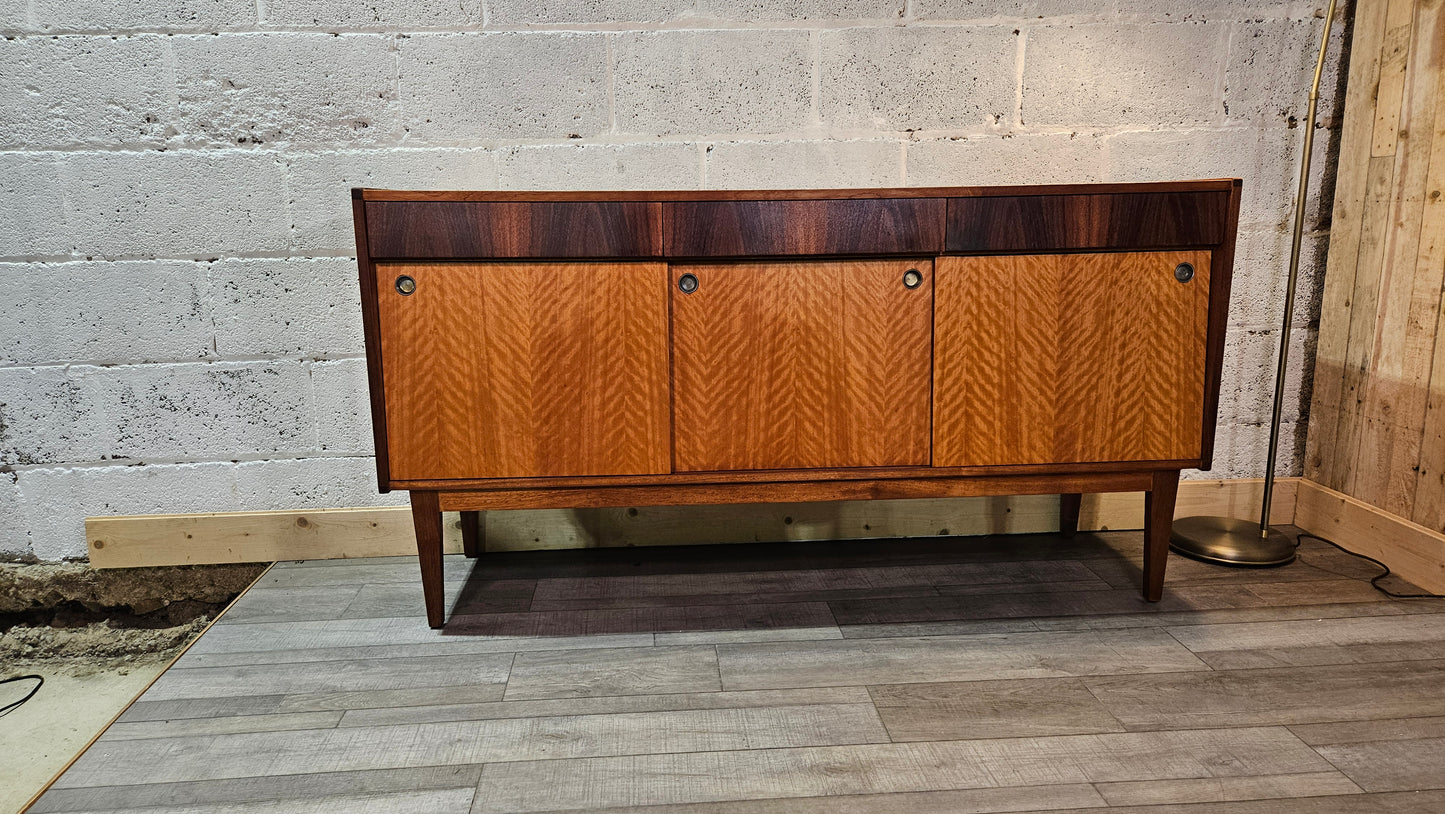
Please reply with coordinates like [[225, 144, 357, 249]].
[[666, 198, 946, 257], [946, 191, 1230, 252], [366, 201, 662, 259]]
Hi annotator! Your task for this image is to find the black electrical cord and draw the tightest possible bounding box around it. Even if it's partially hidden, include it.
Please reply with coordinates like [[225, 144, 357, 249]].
[[0, 674, 43, 717], [1295, 532, 1444, 599]]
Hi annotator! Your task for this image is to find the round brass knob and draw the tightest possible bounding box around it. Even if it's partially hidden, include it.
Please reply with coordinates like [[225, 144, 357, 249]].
[[395, 275, 417, 295], [1174, 263, 1195, 283], [903, 268, 923, 289], [678, 273, 699, 294]]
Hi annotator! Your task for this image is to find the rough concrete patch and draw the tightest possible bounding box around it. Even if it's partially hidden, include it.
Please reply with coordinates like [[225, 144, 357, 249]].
[[1, 617, 209, 664], [0, 561, 265, 615]]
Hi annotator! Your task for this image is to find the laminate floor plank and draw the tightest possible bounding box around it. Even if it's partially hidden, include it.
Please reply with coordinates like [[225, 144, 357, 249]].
[[530, 586, 942, 612], [868, 676, 1127, 740], [349, 579, 537, 618], [1027, 601, 1438, 633], [218, 586, 364, 624], [172, 632, 655, 670], [103, 711, 345, 741], [716, 628, 1206, 691], [142, 652, 514, 701], [440, 602, 837, 638], [515, 783, 1110, 813], [1031, 790, 1445, 813], [1289, 715, 1445, 745], [338, 687, 873, 729], [1165, 613, 1445, 670], [469, 727, 1330, 813], [40, 788, 478, 814], [505, 645, 722, 700], [28, 765, 483, 814], [1091, 772, 1364, 807], [257, 557, 472, 588], [1082, 660, 1445, 729], [827, 580, 1386, 627], [54, 704, 887, 789], [654, 626, 842, 646], [1311, 738, 1445, 792]]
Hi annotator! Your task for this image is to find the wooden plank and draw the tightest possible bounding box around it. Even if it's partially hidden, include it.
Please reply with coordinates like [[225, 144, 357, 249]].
[[1353, 0, 1443, 512], [85, 477, 1297, 567], [868, 676, 1127, 741], [1370, 0, 1417, 157], [714, 629, 1206, 691], [141, 653, 514, 702], [376, 261, 671, 481], [500, 784, 1112, 814], [1294, 478, 1445, 594], [1306, 0, 1393, 487], [1290, 715, 1445, 746], [468, 728, 1331, 813], [1412, 15, 1445, 530], [671, 259, 933, 472], [932, 251, 1210, 467]]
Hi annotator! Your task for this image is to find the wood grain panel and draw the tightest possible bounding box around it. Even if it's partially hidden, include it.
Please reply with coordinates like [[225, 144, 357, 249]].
[[365, 201, 661, 259], [671, 259, 933, 472], [933, 251, 1211, 467], [665, 199, 945, 257], [376, 262, 670, 480], [945, 191, 1229, 252], [1306, 0, 1445, 535]]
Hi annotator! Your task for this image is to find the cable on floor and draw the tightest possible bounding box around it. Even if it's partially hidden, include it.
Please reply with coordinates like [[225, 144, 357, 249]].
[[1295, 532, 1444, 599], [0, 674, 43, 717]]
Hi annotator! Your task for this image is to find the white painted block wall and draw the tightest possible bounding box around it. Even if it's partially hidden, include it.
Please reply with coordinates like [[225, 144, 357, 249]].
[[0, 0, 1348, 561]]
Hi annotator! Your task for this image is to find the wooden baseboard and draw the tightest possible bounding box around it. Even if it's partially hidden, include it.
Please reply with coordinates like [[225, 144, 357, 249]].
[[86, 477, 1298, 569], [1293, 479, 1445, 595]]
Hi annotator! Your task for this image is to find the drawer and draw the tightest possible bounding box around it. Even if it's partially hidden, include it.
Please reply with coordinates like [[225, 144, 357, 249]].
[[365, 201, 662, 259], [946, 191, 1231, 252], [665, 198, 946, 257]]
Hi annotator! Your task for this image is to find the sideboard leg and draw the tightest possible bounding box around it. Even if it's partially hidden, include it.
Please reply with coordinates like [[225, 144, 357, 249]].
[[410, 491, 445, 629], [460, 511, 483, 558], [1059, 493, 1082, 538], [1142, 470, 1180, 602]]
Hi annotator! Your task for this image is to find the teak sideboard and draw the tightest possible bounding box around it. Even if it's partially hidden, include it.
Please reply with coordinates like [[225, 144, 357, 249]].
[[351, 181, 1240, 629]]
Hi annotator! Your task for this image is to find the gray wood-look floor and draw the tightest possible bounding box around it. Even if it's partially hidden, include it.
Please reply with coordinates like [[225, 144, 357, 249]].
[[31, 527, 1445, 814]]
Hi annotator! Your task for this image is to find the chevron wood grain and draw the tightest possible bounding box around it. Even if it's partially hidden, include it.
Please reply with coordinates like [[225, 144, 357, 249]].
[[932, 251, 1211, 468], [671, 259, 933, 472], [375, 262, 670, 480]]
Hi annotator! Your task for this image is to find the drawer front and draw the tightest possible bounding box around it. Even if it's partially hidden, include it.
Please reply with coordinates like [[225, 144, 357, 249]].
[[366, 201, 662, 259], [946, 191, 1230, 252], [665, 198, 946, 257]]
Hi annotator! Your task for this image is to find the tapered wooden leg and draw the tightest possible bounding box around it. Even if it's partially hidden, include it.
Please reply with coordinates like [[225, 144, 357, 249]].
[[460, 511, 483, 558], [410, 491, 445, 629], [1142, 470, 1180, 602], [1059, 493, 1082, 538]]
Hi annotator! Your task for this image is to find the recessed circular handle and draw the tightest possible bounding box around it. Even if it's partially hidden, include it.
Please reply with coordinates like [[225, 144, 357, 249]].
[[678, 273, 699, 294], [902, 268, 923, 289], [1174, 262, 1195, 283], [395, 275, 417, 295]]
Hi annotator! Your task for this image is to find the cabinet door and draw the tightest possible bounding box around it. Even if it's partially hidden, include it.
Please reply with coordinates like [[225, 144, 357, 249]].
[[672, 259, 933, 472], [376, 262, 671, 481], [933, 251, 1211, 467]]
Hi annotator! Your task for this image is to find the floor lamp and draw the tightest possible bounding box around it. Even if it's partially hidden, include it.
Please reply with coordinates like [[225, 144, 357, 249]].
[[1169, 0, 1338, 566]]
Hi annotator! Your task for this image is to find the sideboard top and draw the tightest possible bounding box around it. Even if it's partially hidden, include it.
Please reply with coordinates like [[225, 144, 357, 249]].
[[354, 179, 1240, 203]]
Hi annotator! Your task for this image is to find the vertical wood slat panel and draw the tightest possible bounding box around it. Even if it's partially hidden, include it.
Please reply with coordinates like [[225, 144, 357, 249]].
[[1307, 0, 1445, 534], [1305, 0, 1392, 488]]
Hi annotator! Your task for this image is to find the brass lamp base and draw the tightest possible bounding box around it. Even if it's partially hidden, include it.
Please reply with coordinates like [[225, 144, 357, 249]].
[[1169, 515, 1296, 567]]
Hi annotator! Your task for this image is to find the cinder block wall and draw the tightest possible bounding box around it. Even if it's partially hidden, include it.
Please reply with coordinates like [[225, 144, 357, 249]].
[[0, 1, 1347, 562]]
